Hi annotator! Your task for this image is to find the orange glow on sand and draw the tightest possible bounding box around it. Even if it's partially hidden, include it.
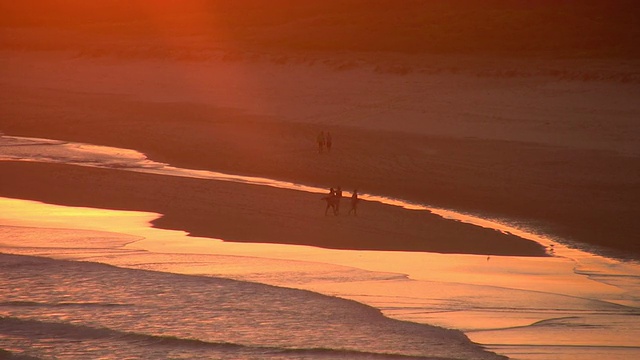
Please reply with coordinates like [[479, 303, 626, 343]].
[[2, 197, 639, 353], [2, 3, 640, 357]]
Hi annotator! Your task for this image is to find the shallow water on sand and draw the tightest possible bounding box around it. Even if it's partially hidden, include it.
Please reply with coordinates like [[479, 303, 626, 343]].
[[1, 136, 640, 359], [3, 252, 493, 360]]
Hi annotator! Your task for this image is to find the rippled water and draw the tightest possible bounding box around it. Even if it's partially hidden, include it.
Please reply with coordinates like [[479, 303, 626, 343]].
[[1, 252, 502, 360], [1, 135, 640, 359]]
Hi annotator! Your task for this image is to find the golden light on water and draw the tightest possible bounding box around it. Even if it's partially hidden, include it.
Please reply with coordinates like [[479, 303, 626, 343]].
[[2, 196, 638, 350]]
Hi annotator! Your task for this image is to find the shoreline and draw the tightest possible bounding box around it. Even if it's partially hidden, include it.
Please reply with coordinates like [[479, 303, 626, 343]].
[[1, 51, 639, 258], [0, 161, 547, 257], [1, 120, 638, 258], [2, 196, 639, 360]]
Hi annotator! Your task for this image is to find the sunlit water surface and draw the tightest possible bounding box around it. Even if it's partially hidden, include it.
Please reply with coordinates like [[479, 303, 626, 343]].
[[1, 136, 639, 359]]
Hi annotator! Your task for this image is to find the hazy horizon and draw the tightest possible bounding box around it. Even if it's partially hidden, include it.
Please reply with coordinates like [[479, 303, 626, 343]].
[[2, 1, 640, 58]]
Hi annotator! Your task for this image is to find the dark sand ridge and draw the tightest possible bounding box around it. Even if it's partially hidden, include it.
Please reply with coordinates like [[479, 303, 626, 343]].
[[0, 161, 546, 256], [1, 85, 639, 258]]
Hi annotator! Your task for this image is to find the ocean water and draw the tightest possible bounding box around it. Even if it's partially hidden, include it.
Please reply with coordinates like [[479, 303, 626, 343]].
[[1, 253, 492, 360], [1, 135, 640, 360]]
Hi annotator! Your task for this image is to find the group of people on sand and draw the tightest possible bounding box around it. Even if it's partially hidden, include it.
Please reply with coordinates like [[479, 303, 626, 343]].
[[316, 130, 360, 215], [317, 131, 332, 153], [322, 186, 359, 216]]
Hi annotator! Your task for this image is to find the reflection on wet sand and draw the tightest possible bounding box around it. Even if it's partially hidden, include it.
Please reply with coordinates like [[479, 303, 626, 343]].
[[2, 136, 640, 359], [0, 136, 580, 253], [1, 197, 639, 360]]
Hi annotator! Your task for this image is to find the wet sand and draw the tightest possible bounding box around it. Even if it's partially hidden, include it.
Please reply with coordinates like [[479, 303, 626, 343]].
[[2, 196, 639, 360], [0, 161, 545, 256], [1, 51, 639, 257]]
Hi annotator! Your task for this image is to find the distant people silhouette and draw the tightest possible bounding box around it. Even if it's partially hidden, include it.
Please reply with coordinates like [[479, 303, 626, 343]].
[[325, 132, 332, 152], [335, 186, 343, 215], [317, 131, 325, 153], [322, 187, 337, 215], [348, 189, 359, 216]]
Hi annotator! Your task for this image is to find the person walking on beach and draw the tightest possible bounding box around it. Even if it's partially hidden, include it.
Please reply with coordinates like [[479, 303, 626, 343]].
[[348, 189, 359, 216], [335, 186, 343, 215], [317, 131, 325, 153], [325, 132, 332, 153], [323, 187, 336, 215]]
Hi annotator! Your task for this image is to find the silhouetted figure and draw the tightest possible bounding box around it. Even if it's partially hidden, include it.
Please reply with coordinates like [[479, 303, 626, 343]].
[[322, 187, 337, 215], [325, 132, 332, 152], [348, 189, 359, 216], [335, 186, 343, 215], [317, 131, 325, 153]]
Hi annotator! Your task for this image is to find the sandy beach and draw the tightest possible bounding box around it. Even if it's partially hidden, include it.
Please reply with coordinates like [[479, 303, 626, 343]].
[[1, 184, 639, 360], [1, 50, 639, 257], [2, 3, 640, 358], [0, 160, 546, 256]]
